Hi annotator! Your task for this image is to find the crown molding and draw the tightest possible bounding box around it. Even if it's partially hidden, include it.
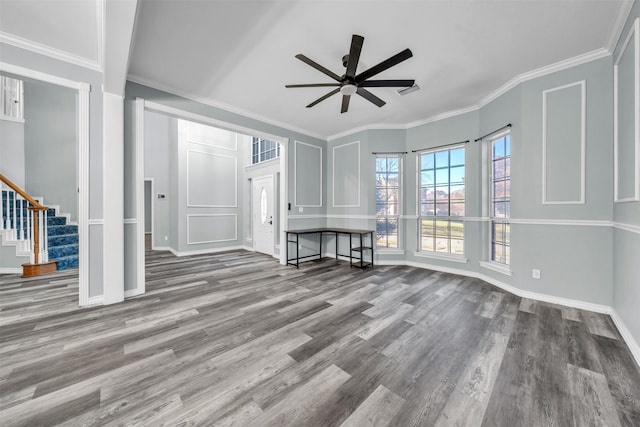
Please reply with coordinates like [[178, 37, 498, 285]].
[[607, 0, 636, 53], [0, 31, 102, 72], [126, 74, 326, 141], [326, 47, 612, 142]]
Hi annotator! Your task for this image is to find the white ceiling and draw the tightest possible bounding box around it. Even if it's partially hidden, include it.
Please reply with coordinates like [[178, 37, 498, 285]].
[[0, 0, 631, 139]]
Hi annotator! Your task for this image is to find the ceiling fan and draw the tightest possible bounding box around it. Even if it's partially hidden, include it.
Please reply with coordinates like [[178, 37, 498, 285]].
[[285, 34, 414, 113]]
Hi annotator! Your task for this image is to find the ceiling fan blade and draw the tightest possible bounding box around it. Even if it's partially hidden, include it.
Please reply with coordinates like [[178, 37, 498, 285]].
[[306, 88, 340, 108], [356, 87, 386, 108], [359, 79, 415, 88], [355, 48, 413, 83], [286, 83, 341, 88], [345, 34, 364, 79], [295, 54, 342, 82], [341, 95, 351, 113]]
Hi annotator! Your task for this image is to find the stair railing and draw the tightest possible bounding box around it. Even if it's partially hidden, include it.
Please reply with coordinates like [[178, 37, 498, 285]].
[[0, 173, 49, 265]]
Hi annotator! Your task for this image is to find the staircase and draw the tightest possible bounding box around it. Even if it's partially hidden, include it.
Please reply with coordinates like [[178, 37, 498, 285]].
[[1, 174, 78, 274], [45, 208, 79, 270]]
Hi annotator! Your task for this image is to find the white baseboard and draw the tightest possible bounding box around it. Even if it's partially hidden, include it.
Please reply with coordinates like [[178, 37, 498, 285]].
[[169, 245, 246, 257], [0, 268, 21, 274], [378, 259, 640, 368], [86, 295, 104, 306], [610, 310, 640, 369], [151, 246, 171, 251], [124, 288, 144, 298]]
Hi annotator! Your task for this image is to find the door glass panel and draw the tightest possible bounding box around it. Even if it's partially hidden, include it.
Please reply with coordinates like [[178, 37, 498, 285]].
[[260, 187, 268, 224]]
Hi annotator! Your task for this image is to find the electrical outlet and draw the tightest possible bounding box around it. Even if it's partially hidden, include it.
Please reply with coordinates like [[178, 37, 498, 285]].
[[532, 269, 541, 279], [298, 206, 304, 213]]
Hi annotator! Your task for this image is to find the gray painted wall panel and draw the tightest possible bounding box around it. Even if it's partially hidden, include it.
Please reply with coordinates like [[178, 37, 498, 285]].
[[332, 141, 360, 208], [89, 224, 103, 298], [23, 80, 77, 220], [187, 214, 237, 244], [123, 223, 137, 291], [295, 141, 322, 207], [0, 119, 25, 187], [187, 150, 236, 207], [144, 110, 173, 248], [544, 83, 584, 203], [616, 30, 637, 200]]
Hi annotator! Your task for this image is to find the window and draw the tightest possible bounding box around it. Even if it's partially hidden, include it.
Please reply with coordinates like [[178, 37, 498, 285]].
[[251, 137, 280, 164], [1, 76, 23, 120], [375, 156, 400, 248], [419, 147, 465, 255], [490, 133, 511, 264]]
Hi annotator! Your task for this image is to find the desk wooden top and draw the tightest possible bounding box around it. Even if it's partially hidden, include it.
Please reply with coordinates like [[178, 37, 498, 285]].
[[285, 228, 374, 235]]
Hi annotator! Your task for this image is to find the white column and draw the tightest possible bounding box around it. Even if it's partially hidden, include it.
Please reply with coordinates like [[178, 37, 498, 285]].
[[78, 85, 91, 306], [102, 92, 125, 304]]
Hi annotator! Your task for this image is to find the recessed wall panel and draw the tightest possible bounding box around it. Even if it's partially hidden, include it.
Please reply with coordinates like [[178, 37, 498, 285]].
[[187, 214, 237, 244], [186, 121, 237, 151], [333, 141, 360, 207], [542, 81, 585, 204], [295, 141, 322, 207], [187, 150, 237, 207], [615, 18, 639, 202]]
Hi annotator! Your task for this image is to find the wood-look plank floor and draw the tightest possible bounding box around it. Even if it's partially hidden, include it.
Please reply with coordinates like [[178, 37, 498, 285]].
[[1, 249, 639, 426]]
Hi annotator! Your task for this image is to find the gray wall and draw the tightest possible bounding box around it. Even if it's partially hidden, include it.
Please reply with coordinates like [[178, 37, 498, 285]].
[[23, 79, 77, 221], [143, 110, 173, 249], [612, 4, 640, 348], [0, 118, 25, 187]]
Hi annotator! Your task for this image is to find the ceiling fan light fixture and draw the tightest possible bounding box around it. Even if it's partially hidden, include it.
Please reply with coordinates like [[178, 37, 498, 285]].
[[340, 84, 357, 96]]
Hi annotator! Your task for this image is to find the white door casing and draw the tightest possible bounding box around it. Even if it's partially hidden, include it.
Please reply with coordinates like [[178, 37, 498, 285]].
[[253, 175, 274, 255]]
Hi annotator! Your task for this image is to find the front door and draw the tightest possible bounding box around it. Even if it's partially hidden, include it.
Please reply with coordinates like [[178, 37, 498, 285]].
[[252, 176, 274, 255]]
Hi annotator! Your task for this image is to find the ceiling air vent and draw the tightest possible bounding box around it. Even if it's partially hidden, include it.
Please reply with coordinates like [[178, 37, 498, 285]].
[[397, 84, 420, 96]]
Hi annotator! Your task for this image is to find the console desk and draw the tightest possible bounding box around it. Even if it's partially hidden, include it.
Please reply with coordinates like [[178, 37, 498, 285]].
[[285, 228, 374, 269]]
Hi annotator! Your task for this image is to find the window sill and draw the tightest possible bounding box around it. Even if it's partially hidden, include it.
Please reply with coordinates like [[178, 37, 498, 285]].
[[0, 115, 24, 124], [413, 251, 467, 264], [479, 261, 512, 276], [376, 248, 405, 255]]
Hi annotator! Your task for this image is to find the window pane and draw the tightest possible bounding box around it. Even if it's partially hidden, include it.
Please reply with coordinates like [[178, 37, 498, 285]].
[[493, 181, 506, 199], [505, 135, 511, 156], [421, 202, 434, 216], [421, 153, 434, 169], [435, 151, 449, 168], [435, 220, 450, 236], [493, 201, 509, 218], [376, 173, 386, 186], [422, 235, 435, 251], [436, 202, 449, 216], [450, 202, 464, 217], [376, 158, 387, 172], [505, 158, 511, 178], [435, 237, 450, 253], [450, 185, 465, 200], [435, 168, 449, 185], [422, 187, 435, 202], [388, 157, 399, 172], [387, 172, 399, 186], [450, 220, 464, 239], [451, 239, 464, 255], [450, 166, 464, 184], [493, 159, 505, 179], [421, 171, 434, 186], [376, 188, 387, 203], [376, 203, 386, 216], [422, 219, 435, 236], [450, 148, 464, 166], [493, 139, 505, 158]]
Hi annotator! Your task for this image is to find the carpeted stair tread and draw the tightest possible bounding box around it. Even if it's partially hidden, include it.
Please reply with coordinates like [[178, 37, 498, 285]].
[[48, 224, 78, 236], [54, 255, 79, 270], [48, 233, 79, 247], [48, 243, 79, 259]]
